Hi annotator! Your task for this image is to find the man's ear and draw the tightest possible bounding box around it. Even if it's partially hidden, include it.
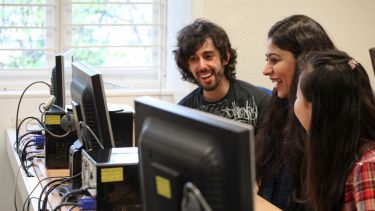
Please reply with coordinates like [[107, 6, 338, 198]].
[[223, 51, 230, 65]]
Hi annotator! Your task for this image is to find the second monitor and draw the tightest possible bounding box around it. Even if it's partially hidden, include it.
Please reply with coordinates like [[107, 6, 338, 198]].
[[135, 96, 255, 211], [69, 61, 114, 187], [70, 61, 115, 150]]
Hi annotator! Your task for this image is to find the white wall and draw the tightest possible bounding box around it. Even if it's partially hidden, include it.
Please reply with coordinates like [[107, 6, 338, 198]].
[[197, 0, 375, 90], [1, 0, 375, 209]]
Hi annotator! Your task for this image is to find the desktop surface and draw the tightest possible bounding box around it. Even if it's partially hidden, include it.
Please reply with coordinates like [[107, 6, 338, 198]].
[[6, 128, 280, 211]]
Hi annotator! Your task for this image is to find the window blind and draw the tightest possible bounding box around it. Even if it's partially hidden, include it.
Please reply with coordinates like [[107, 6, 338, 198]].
[[0, 0, 167, 90]]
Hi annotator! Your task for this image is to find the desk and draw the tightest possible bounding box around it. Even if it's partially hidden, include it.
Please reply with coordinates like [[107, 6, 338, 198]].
[[6, 128, 280, 211], [6, 128, 70, 211]]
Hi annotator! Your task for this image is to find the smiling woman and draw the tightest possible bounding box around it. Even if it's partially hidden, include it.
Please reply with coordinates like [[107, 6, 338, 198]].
[[295, 50, 375, 210], [263, 40, 296, 99], [255, 14, 337, 210]]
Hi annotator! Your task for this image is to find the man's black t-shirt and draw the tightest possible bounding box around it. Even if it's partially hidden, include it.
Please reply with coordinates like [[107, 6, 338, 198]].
[[178, 78, 270, 127]]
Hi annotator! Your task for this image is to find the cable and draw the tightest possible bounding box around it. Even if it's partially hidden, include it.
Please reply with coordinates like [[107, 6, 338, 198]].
[[22, 176, 70, 211], [24, 151, 45, 163], [15, 81, 50, 160], [38, 103, 45, 114], [40, 104, 72, 139], [181, 182, 213, 211], [42, 182, 64, 211], [77, 122, 88, 149], [15, 128, 42, 152], [21, 140, 34, 163], [25, 118, 43, 132], [42, 95, 56, 111], [16, 113, 68, 151], [19, 145, 34, 176], [42, 176, 81, 211], [51, 202, 78, 211], [14, 132, 33, 151], [37, 173, 81, 211], [14, 123, 45, 177], [14, 163, 24, 211], [37, 178, 65, 211], [20, 140, 36, 177], [79, 121, 104, 150], [60, 188, 89, 203], [68, 205, 78, 211], [23, 196, 39, 211], [16, 116, 44, 155], [13, 134, 41, 176]]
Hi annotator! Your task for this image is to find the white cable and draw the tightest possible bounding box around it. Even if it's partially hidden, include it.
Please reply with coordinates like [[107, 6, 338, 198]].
[[42, 95, 56, 111]]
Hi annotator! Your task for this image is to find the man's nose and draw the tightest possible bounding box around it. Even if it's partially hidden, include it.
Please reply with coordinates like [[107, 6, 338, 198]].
[[198, 58, 208, 70]]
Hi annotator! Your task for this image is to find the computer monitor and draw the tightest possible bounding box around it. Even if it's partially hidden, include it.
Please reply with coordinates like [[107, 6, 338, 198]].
[[135, 96, 254, 211], [70, 61, 115, 149], [370, 47, 375, 76], [50, 49, 74, 109]]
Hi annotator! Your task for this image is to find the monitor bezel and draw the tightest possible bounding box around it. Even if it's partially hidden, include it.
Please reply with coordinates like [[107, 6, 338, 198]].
[[51, 49, 74, 109], [70, 61, 115, 149], [135, 96, 255, 211]]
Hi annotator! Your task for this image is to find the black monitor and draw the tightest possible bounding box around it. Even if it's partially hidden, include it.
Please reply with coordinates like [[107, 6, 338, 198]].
[[70, 61, 115, 149], [370, 47, 375, 76], [135, 96, 254, 211], [50, 49, 74, 109]]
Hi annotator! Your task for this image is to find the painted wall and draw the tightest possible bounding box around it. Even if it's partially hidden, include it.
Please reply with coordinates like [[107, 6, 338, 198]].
[[191, 0, 375, 93], [1, 0, 375, 209]]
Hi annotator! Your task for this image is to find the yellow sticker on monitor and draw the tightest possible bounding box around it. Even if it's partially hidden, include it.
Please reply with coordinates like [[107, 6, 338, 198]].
[[155, 175, 172, 199], [44, 115, 61, 125], [101, 167, 123, 183]]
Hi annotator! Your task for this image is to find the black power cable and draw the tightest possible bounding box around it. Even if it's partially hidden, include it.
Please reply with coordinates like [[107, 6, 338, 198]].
[[15, 81, 50, 159]]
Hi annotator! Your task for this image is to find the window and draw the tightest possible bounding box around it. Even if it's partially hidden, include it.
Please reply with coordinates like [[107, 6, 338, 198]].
[[0, 0, 167, 91]]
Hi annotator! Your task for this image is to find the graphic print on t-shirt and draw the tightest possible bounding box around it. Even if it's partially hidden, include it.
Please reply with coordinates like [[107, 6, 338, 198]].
[[196, 96, 258, 125]]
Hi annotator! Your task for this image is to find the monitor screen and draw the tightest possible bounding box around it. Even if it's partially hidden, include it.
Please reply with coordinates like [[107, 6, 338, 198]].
[[370, 47, 375, 76], [70, 61, 115, 149], [135, 96, 255, 211], [50, 49, 74, 109]]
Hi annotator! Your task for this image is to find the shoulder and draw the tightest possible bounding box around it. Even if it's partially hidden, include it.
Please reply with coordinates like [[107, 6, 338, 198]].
[[232, 78, 257, 89], [233, 79, 270, 96], [178, 87, 201, 107], [345, 148, 375, 209], [350, 148, 375, 178], [346, 148, 375, 192], [231, 79, 271, 103]]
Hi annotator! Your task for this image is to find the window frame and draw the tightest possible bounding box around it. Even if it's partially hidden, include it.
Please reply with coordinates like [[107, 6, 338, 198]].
[[0, 0, 168, 92]]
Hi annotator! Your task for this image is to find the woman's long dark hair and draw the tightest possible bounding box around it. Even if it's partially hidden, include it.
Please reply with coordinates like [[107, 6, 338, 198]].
[[255, 14, 336, 196], [298, 50, 375, 211]]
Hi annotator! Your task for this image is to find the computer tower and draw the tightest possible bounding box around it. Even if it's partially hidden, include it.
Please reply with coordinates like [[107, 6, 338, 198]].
[[81, 147, 143, 210], [68, 104, 134, 188], [44, 107, 77, 168], [109, 106, 134, 147]]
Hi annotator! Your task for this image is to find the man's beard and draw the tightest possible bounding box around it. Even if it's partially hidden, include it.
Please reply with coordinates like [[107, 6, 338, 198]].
[[195, 68, 225, 91]]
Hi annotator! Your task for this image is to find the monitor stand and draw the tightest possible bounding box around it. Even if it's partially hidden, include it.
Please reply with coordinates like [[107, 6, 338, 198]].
[[69, 139, 84, 189], [181, 182, 212, 211]]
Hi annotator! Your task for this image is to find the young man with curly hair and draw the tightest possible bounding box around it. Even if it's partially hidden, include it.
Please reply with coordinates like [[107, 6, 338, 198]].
[[173, 19, 270, 128]]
